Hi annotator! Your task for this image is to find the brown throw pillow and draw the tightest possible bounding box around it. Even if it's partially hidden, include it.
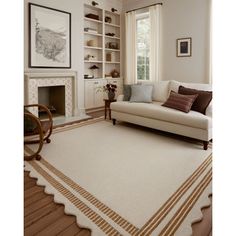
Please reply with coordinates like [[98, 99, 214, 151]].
[[178, 86, 212, 114], [162, 91, 198, 113]]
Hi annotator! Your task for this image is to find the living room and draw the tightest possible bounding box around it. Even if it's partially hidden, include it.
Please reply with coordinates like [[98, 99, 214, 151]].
[[1, 0, 236, 235]]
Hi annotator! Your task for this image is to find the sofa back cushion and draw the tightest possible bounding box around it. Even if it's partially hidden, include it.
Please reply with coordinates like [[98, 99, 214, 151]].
[[162, 91, 198, 113], [140, 81, 170, 102], [129, 84, 153, 103], [169, 80, 212, 93], [123, 85, 132, 101], [178, 86, 212, 114], [123, 82, 142, 101], [152, 81, 170, 102]]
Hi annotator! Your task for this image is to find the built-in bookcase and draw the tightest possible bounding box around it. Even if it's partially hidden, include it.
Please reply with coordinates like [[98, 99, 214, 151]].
[[84, 3, 122, 110], [84, 3, 121, 79]]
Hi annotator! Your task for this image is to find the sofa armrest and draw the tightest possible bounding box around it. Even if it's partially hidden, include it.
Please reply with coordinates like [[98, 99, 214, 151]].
[[205, 103, 212, 117], [117, 94, 124, 101]]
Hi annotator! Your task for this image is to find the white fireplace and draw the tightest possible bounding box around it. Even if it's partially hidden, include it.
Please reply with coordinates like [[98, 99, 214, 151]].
[[24, 72, 79, 117]]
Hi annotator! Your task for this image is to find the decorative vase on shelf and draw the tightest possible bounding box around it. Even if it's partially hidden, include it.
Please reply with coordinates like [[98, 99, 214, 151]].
[[108, 91, 115, 100]]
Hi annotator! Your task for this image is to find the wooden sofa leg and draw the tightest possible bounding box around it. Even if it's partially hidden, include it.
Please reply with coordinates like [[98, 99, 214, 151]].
[[112, 119, 116, 125], [203, 141, 209, 150]]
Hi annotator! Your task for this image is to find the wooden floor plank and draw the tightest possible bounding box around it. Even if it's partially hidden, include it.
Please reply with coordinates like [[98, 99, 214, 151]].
[[24, 171, 90, 235], [24, 195, 54, 217], [24, 191, 49, 207], [75, 229, 92, 236], [24, 180, 39, 190], [24, 203, 60, 228], [24, 171, 30, 178], [57, 222, 82, 236], [24, 174, 36, 184], [24, 206, 65, 235], [24, 185, 44, 199], [35, 215, 76, 236]]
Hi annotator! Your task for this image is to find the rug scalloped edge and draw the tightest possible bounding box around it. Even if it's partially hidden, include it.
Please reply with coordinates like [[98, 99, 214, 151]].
[[25, 163, 98, 235], [25, 163, 212, 236], [178, 186, 212, 236], [191, 194, 212, 225]]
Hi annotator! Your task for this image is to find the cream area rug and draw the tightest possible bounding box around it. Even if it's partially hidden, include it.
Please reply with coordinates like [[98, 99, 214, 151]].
[[24, 118, 212, 236]]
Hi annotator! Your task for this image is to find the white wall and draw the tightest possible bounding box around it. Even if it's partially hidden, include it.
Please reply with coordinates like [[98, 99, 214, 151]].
[[24, 0, 122, 114], [24, 0, 211, 111], [123, 0, 211, 84]]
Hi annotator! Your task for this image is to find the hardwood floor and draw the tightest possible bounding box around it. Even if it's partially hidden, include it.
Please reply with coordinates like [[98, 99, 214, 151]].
[[24, 171, 91, 236], [24, 110, 212, 235]]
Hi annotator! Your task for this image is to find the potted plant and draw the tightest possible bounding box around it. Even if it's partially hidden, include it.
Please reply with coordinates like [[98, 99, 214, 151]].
[[102, 83, 117, 100]]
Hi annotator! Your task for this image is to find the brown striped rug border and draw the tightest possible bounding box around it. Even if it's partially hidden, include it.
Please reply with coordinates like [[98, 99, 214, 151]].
[[52, 116, 97, 129], [159, 169, 212, 236], [52, 117, 105, 134], [40, 157, 139, 235], [28, 160, 122, 236], [137, 154, 212, 235], [25, 118, 212, 236], [25, 147, 212, 236]]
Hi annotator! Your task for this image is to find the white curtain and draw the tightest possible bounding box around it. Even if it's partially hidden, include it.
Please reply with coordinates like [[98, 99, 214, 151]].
[[149, 5, 161, 82], [125, 11, 137, 85]]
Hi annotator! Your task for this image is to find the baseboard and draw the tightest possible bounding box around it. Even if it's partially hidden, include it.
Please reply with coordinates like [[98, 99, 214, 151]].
[[86, 107, 104, 114]]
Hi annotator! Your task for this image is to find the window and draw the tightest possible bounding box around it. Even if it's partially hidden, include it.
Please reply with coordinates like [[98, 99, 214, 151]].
[[136, 12, 150, 81]]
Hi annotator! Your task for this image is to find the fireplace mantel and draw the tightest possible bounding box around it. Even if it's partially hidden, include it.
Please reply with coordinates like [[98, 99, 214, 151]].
[[24, 71, 79, 117]]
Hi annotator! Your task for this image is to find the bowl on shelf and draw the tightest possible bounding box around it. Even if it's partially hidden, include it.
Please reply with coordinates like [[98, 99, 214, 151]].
[[106, 42, 119, 49], [105, 16, 112, 23], [111, 69, 120, 78], [87, 40, 97, 47]]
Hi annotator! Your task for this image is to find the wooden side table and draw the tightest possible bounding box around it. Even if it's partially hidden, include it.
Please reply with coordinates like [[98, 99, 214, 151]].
[[104, 99, 116, 120]]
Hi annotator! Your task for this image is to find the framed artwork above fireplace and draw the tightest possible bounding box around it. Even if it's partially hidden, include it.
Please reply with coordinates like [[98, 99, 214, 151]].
[[29, 3, 71, 68]]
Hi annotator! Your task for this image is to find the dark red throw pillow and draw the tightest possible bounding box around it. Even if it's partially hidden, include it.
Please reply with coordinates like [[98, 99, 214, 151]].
[[178, 86, 212, 114], [162, 91, 198, 113]]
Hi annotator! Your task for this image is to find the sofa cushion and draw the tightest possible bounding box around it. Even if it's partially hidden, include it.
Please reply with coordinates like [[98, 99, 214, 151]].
[[152, 81, 170, 102], [162, 91, 198, 113], [169, 80, 212, 93], [169, 80, 212, 116], [123, 85, 132, 101], [111, 101, 211, 129], [140, 81, 170, 102], [178, 86, 212, 114], [123, 82, 142, 101], [129, 84, 153, 103]]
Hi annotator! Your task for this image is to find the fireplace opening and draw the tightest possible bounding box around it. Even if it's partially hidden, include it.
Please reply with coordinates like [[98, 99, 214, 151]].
[[38, 86, 65, 118]]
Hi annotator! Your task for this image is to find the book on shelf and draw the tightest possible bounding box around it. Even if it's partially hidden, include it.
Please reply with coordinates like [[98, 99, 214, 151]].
[[84, 27, 98, 34], [84, 75, 94, 79], [85, 14, 99, 21]]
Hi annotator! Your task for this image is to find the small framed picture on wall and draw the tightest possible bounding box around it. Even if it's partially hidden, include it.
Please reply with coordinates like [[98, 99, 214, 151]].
[[176, 37, 192, 57]]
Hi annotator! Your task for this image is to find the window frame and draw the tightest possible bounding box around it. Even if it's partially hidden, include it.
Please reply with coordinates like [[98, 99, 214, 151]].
[[136, 11, 150, 82]]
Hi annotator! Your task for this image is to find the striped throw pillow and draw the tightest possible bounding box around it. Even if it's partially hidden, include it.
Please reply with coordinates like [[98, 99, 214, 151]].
[[162, 91, 198, 113], [178, 86, 212, 114]]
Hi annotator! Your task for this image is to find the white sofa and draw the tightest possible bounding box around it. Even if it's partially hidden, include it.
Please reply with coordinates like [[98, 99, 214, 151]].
[[110, 80, 212, 150]]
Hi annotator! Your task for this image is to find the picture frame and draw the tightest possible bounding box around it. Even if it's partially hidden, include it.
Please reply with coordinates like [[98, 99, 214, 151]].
[[176, 37, 192, 57], [29, 3, 71, 68]]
